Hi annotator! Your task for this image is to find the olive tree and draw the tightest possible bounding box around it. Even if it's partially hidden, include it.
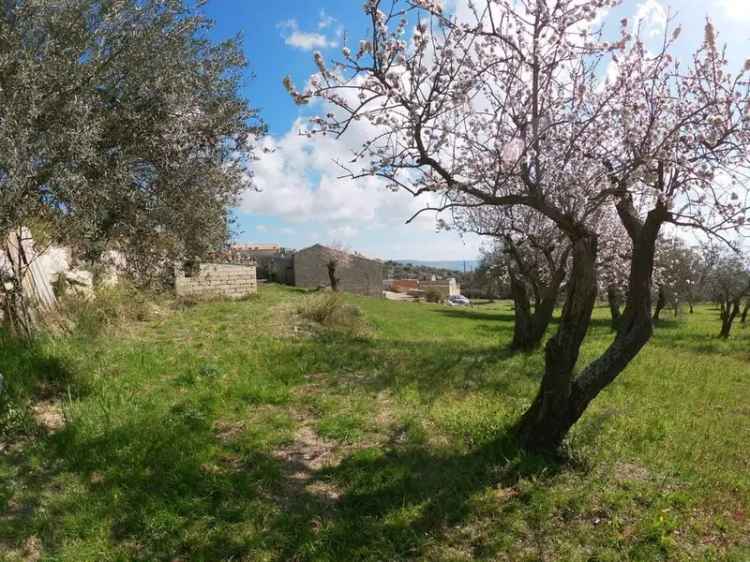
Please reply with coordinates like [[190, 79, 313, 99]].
[[0, 0, 261, 336], [289, 0, 750, 451]]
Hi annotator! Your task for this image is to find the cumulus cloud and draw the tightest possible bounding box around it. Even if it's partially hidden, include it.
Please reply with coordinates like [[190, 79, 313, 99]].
[[278, 19, 337, 51], [634, 0, 668, 38], [241, 120, 438, 233], [714, 0, 750, 22]]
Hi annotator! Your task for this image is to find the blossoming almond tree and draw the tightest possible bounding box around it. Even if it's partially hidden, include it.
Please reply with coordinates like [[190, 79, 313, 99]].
[[288, 0, 750, 450], [463, 205, 571, 350]]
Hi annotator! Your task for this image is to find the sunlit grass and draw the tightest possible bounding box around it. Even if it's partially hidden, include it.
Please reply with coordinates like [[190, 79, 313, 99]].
[[1, 284, 748, 561]]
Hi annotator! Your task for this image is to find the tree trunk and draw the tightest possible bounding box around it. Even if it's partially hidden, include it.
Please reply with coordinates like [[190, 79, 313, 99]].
[[688, 300, 694, 314], [510, 272, 534, 350], [719, 298, 740, 338], [516, 201, 666, 452], [653, 285, 666, 321], [607, 286, 622, 331], [741, 300, 749, 324], [516, 235, 598, 450], [326, 261, 339, 292], [510, 263, 566, 351]]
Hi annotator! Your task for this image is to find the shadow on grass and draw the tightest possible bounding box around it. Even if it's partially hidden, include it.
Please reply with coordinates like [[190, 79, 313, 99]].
[[2, 408, 568, 561], [0, 333, 78, 400], [433, 307, 624, 332], [276, 430, 569, 561], [284, 330, 540, 402]]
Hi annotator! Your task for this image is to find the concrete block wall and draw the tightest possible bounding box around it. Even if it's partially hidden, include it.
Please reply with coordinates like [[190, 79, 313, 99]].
[[175, 263, 257, 299]]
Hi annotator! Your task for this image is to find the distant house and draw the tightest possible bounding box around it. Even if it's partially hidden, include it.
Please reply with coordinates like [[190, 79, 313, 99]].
[[294, 244, 383, 297], [384, 277, 461, 300], [384, 279, 420, 293], [421, 278, 461, 299]]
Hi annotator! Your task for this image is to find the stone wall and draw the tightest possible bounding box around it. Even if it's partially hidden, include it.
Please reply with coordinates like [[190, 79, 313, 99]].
[[294, 244, 383, 297], [175, 263, 257, 299]]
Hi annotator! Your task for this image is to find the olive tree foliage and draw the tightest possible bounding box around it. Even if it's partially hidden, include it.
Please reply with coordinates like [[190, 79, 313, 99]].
[[465, 206, 571, 350], [0, 0, 261, 337], [288, 0, 750, 451]]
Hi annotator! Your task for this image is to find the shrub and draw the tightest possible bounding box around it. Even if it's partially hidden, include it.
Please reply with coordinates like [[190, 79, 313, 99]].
[[425, 288, 443, 303], [59, 282, 158, 337], [297, 292, 344, 324], [297, 292, 367, 333]]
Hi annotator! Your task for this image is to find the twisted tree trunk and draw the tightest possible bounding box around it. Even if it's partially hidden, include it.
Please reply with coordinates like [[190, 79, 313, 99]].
[[517, 201, 665, 452], [510, 267, 566, 351], [719, 297, 740, 338]]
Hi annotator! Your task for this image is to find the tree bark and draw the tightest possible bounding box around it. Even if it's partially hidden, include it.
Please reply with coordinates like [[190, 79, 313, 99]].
[[326, 261, 339, 292], [719, 298, 740, 338], [516, 200, 666, 452], [509, 255, 567, 351], [516, 234, 598, 450], [653, 285, 666, 321], [607, 285, 622, 331], [509, 271, 534, 350]]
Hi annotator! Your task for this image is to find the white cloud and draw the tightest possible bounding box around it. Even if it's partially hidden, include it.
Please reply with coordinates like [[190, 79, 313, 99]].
[[318, 10, 335, 30], [278, 19, 337, 51], [256, 224, 268, 232], [634, 0, 668, 38], [714, 0, 750, 22], [242, 121, 437, 231]]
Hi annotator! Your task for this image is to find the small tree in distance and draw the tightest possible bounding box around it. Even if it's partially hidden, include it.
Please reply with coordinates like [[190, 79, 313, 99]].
[[707, 253, 750, 338], [289, 0, 750, 451], [321, 242, 352, 292]]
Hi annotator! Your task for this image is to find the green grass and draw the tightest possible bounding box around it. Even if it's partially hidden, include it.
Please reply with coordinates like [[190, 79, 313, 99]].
[[1, 285, 748, 561]]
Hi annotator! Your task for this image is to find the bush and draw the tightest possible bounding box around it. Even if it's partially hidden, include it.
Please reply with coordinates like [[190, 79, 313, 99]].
[[425, 288, 443, 303], [297, 293, 366, 333], [59, 282, 158, 337]]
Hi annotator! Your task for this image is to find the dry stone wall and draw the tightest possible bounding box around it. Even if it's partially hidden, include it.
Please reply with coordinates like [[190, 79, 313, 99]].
[[175, 263, 257, 299]]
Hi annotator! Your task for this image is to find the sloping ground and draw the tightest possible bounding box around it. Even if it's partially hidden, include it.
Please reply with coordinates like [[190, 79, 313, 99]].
[[0, 285, 748, 561]]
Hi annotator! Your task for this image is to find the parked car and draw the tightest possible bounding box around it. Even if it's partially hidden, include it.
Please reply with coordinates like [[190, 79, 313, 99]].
[[447, 295, 471, 306]]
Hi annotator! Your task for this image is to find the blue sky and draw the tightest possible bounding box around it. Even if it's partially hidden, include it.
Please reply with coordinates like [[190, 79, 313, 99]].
[[199, 0, 750, 261]]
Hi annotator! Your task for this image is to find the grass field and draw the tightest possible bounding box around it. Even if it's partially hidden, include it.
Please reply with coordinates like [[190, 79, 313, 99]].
[[1, 284, 748, 561]]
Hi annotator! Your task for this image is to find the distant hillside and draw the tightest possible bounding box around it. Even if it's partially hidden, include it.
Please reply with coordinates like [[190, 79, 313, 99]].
[[393, 259, 479, 273]]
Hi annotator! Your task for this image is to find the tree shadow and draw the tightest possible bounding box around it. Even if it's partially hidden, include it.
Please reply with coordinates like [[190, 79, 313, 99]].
[[1, 396, 573, 561], [273, 429, 570, 561], [284, 330, 540, 402], [0, 333, 80, 401]]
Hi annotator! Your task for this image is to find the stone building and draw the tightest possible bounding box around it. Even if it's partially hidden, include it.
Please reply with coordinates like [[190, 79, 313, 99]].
[[293, 244, 383, 297], [175, 262, 257, 299], [420, 278, 461, 299], [225, 244, 294, 285]]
